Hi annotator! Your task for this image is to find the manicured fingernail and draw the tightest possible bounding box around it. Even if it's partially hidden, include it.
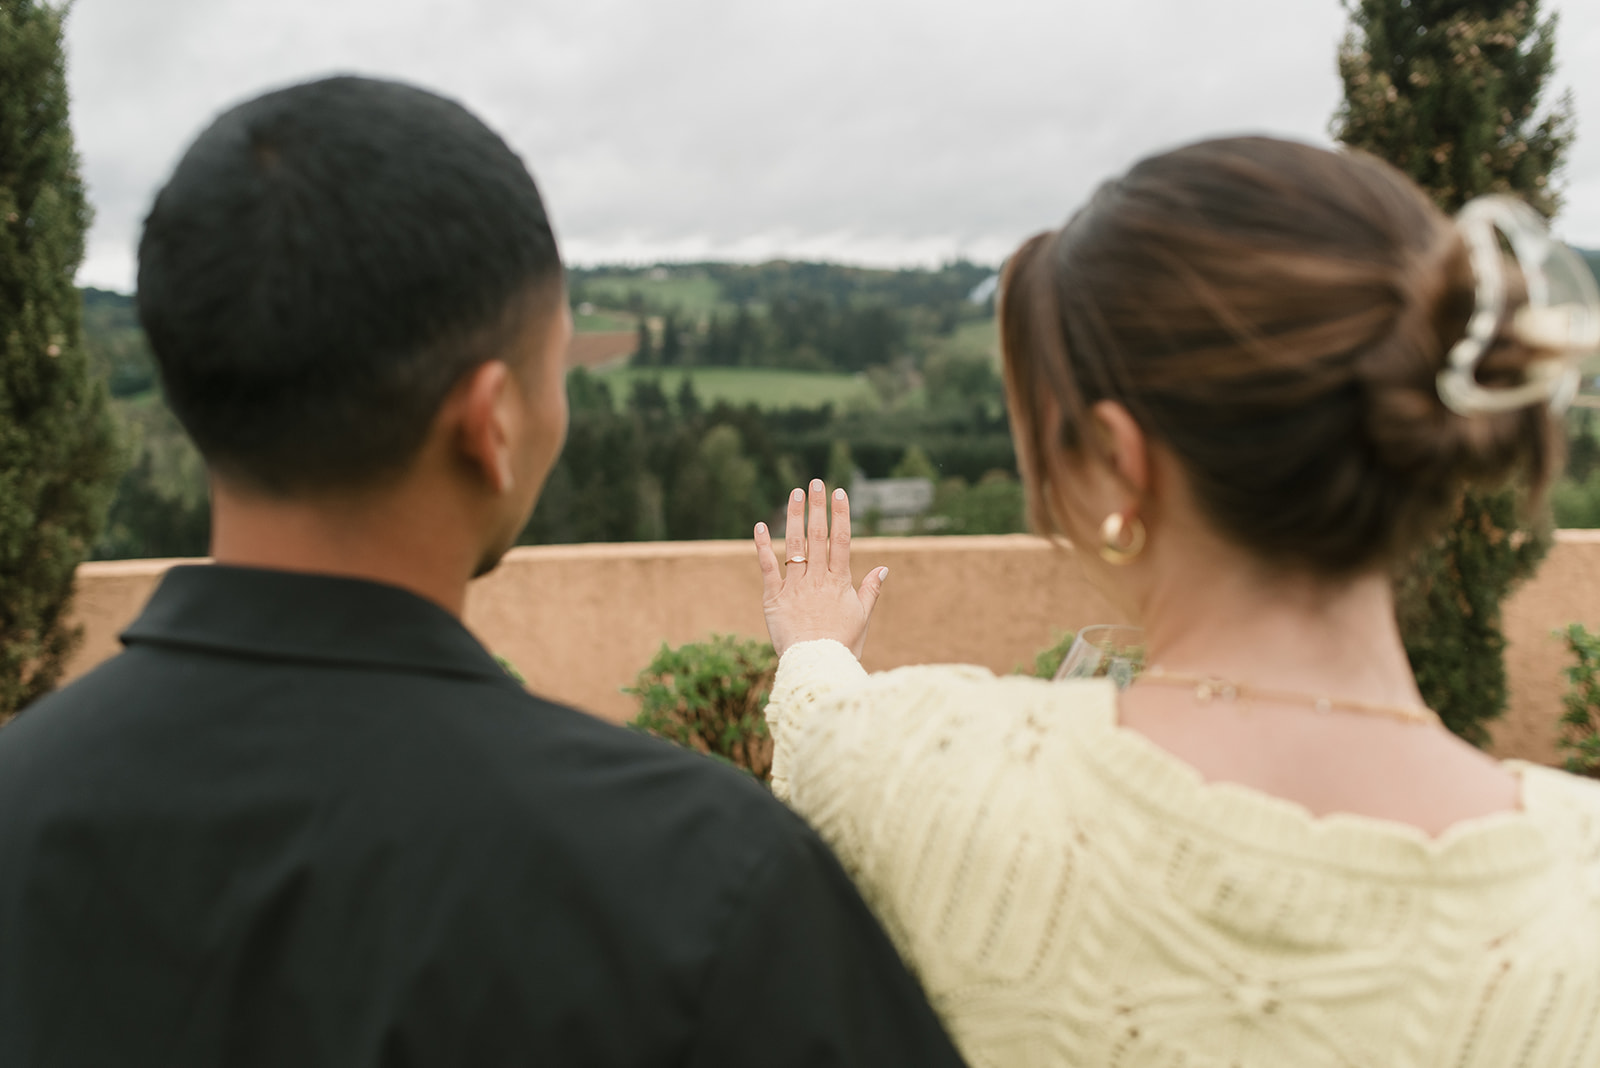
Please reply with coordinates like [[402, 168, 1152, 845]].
[[833, 488, 845, 501], [791, 488, 804, 502], [810, 479, 824, 492], [755, 522, 767, 535], [878, 567, 889, 581]]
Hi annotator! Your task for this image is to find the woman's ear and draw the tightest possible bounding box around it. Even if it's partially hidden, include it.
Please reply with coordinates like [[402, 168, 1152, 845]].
[[1089, 400, 1150, 500], [1030, 397, 1153, 546]]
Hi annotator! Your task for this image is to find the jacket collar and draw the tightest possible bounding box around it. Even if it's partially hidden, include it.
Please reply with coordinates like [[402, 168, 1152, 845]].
[[122, 564, 514, 686]]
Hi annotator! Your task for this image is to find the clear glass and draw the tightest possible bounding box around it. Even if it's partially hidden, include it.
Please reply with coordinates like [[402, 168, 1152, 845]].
[[1053, 624, 1145, 689]]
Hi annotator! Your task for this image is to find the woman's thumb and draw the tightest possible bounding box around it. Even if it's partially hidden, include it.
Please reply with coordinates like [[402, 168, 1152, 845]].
[[857, 566, 889, 615]]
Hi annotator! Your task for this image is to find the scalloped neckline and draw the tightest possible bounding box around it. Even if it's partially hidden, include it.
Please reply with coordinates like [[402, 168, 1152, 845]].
[[1051, 679, 1553, 877]]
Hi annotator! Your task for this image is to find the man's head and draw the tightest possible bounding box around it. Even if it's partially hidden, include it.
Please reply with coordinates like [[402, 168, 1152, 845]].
[[138, 76, 569, 575]]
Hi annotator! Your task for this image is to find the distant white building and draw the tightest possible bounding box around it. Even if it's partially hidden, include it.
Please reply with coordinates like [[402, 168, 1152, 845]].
[[850, 474, 935, 533]]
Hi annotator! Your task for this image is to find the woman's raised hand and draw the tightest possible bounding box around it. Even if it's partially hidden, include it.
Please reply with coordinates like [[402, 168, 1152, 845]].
[[754, 479, 888, 659]]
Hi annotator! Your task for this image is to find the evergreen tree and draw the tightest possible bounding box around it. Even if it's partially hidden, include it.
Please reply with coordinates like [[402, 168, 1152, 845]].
[[708, 312, 743, 367], [565, 366, 615, 415], [627, 377, 671, 417], [676, 375, 701, 418], [695, 425, 759, 539], [659, 311, 683, 366], [1395, 490, 1549, 745], [1333, 0, 1574, 215], [0, 0, 120, 722], [826, 440, 857, 496], [891, 444, 939, 482], [927, 471, 1025, 536], [631, 317, 654, 368], [1333, 0, 1573, 744], [731, 304, 757, 366]]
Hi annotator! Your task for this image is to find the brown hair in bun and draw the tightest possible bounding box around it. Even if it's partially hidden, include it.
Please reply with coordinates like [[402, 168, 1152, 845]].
[[1000, 135, 1558, 576]]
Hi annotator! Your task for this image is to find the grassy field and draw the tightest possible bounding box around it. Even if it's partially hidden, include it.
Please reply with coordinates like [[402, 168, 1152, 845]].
[[573, 308, 636, 332], [927, 317, 999, 363], [577, 270, 730, 319], [591, 366, 877, 411]]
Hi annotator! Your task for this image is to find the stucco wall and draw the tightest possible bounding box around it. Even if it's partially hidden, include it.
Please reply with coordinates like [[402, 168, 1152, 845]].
[[1498, 530, 1600, 763], [60, 532, 1600, 765]]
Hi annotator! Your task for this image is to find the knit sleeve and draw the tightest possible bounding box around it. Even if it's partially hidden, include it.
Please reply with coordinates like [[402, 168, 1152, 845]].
[[763, 648, 1018, 978], [763, 639, 870, 802]]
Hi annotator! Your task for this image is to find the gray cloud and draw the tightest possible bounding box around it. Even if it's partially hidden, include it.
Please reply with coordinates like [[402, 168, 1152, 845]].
[[67, 0, 1600, 291]]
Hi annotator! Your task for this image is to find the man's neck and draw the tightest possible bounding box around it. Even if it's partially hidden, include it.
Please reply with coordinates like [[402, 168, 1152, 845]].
[[208, 479, 477, 617]]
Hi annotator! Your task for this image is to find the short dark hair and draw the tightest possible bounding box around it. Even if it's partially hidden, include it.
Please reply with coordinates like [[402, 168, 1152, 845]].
[[1000, 136, 1556, 575], [137, 76, 563, 493]]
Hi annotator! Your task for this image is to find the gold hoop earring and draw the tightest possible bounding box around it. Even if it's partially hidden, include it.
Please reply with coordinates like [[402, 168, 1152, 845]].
[[1098, 513, 1146, 565]]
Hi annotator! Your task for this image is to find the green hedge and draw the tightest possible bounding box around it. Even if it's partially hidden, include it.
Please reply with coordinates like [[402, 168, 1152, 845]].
[[627, 635, 776, 782], [1559, 623, 1600, 778]]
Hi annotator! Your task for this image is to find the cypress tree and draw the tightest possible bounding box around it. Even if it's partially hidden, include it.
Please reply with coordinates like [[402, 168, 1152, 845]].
[[1333, 0, 1574, 745], [660, 311, 683, 366], [0, 0, 120, 723], [631, 317, 653, 367], [1334, 0, 1574, 215], [825, 440, 856, 498]]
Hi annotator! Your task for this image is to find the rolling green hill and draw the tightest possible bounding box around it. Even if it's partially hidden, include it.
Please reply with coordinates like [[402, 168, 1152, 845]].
[[82, 288, 157, 398], [576, 269, 730, 319]]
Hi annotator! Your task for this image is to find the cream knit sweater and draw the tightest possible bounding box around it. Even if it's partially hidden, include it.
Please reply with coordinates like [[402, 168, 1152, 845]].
[[766, 639, 1600, 1068]]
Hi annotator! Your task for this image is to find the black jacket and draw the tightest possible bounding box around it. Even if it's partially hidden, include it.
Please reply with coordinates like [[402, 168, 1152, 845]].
[[0, 565, 965, 1068]]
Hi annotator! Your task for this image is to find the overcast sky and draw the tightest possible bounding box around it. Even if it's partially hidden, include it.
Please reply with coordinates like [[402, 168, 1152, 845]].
[[67, 0, 1600, 293]]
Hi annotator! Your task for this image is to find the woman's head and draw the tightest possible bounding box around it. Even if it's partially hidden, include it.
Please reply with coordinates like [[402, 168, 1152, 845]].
[[1000, 136, 1558, 578]]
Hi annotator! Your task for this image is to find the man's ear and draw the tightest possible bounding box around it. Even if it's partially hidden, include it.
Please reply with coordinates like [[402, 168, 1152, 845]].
[[453, 360, 520, 494]]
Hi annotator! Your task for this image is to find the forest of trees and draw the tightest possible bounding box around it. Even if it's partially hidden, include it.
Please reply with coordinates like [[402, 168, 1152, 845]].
[[575, 260, 991, 373], [522, 369, 1020, 544], [75, 238, 1600, 564], [82, 259, 1026, 559]]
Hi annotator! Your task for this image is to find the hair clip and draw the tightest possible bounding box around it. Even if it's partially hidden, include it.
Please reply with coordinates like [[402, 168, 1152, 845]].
[[1436, 195, 1600, 417]]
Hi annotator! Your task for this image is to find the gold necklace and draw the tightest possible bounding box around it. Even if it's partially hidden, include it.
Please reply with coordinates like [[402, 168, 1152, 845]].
[[1137, 665, 1442, 728]]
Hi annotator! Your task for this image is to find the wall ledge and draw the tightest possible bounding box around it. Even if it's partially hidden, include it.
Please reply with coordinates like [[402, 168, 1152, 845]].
[[61, 532, 1600, 764]]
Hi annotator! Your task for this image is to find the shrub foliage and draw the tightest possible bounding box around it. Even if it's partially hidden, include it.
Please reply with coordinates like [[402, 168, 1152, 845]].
[[1559, 623, 1600, 778], [627, 635, 776, 782], [1024, 631, 1077, 680]]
